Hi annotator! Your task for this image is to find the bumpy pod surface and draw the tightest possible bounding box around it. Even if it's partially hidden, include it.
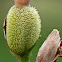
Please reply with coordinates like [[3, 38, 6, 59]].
[[7, 5, 41, 54]]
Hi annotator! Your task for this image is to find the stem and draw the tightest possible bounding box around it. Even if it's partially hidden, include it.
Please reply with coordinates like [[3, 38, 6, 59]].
[[17, 59, 21, 62]]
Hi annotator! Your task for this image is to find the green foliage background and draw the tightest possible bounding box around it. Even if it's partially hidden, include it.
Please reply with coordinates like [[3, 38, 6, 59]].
[[0, 0, 62, 62]]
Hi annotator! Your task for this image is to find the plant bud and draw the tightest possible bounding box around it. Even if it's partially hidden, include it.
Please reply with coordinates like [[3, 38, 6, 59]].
[[6, 5, 41, 54]]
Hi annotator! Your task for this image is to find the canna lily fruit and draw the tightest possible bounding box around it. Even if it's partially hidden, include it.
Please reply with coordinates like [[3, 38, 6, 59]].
[[3, 0, 41, 55]]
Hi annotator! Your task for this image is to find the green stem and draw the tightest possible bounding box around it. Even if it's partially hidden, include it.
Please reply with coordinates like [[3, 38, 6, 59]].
[[18, 59, 21, 62]]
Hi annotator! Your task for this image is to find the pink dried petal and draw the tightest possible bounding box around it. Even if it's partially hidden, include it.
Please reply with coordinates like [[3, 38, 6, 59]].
[[3, 18, 7, 39]]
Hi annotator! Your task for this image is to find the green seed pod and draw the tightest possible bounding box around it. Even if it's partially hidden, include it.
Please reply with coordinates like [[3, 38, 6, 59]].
[[7, 5, 41, 54]]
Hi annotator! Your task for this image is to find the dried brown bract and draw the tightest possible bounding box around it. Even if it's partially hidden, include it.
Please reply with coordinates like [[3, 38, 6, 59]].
[[36, 29, 61, 62]]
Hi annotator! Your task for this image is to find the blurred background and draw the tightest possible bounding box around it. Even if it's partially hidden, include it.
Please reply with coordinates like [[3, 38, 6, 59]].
[[0, 0, 62, 62]]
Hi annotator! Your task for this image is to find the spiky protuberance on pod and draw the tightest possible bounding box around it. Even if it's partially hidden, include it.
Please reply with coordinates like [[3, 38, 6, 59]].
[[7, 5, 41, 54]]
